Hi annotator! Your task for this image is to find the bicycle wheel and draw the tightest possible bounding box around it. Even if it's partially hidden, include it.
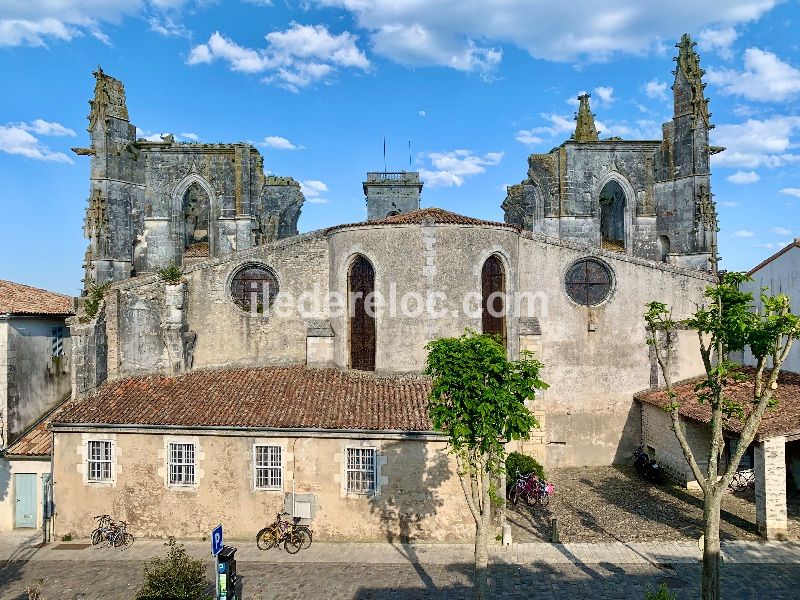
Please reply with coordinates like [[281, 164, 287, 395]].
[[524, 491, 537, 507], [114, 532, 134, 550], [90, 528, 103, 547], [284, 529, 308, 554], [509, 488, 519, 506], [256, 526, 278, 550], [538, 491, 551, 507], [296, 525, 313, 549]]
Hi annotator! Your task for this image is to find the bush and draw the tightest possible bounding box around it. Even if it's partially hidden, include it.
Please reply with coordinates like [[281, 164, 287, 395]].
[[645, 583, 677, 600], [505, 451, 545, 483], [80, 282, 110, 322], [158, 264, 184, 284], [136, 540, 212, 600], [60, 533, 73, 542]]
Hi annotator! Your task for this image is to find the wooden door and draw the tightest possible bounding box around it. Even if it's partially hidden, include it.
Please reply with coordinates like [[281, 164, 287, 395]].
[[481, 255, 506, 345], [349, 256, 376, 371]]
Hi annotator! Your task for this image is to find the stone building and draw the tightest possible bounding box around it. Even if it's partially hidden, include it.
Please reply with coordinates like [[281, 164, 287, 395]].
[[71, 68, 305, 288], [503, 34, 721, 271], [0, 280, 73, 531], [48, 35, 724, 541]]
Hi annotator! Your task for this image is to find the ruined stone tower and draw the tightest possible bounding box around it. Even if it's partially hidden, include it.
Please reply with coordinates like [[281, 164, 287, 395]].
[[502, 34, 719, 271], [73, 68, 305, 289], [363, 172, 423, 221]]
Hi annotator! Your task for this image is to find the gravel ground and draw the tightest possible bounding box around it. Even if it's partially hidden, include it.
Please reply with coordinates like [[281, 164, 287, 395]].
[[508, 466, 800, 543]]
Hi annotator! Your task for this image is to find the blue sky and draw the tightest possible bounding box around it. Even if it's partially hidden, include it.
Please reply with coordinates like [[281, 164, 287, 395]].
[[1, 0, 799, 295]]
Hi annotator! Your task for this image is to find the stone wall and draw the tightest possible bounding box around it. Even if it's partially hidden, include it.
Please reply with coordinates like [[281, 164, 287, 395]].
[[51, 429, 472, 542], [755, 436, 788, 540]]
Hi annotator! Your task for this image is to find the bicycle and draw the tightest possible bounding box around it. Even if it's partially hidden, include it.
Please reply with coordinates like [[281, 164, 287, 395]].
[[90, 515, 134, 550], [509, 473, 553, 507], [729, 468, 755, 492], [256, 512, 312, 553]]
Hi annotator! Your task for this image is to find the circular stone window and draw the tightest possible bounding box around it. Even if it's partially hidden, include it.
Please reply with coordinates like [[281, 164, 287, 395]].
[[230, 264, 279, 313], [565, 259, 613, 306]]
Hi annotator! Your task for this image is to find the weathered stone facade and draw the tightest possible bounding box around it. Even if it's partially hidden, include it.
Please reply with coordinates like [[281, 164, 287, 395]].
[[503, 35, 719, 271], [364, 172, 422, 221], [755, 437, 788, 540], [73, 68, 305, 288]]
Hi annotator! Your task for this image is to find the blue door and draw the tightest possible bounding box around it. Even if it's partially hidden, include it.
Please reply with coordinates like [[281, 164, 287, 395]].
[[14, 473, 37, 528]]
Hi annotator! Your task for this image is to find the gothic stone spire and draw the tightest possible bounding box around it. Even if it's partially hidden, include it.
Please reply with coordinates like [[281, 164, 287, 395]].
[[573, 93, 599, 142], [673, 33, 712, 129]]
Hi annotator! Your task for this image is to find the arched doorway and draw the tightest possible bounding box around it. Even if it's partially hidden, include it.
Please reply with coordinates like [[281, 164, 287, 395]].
[[349, 255, 376, 371], [599, 180, 626, 252], [659, 235, 671, 262], [481, 255, 506, 346], [183, 182, 210, 254]]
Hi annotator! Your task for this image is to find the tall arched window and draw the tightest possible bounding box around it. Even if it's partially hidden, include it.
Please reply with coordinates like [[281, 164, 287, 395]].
[[481, 255, 506, 346], [349, 255, 376, 371], [183, 182, 210, 251], [599, 180, 626, 252], [659, 235, 671, 263]]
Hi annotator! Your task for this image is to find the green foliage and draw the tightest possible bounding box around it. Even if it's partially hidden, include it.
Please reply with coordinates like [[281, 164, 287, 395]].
[[505, 451, 546, 483], [60, 533, 72, 542], [80, 282, 110, 322], [644, 583, 677, 600], [425, 331, 548, 471], [158, 264, 185, 284], [136, 540, 211, 600], [25, 578, 44, 600]]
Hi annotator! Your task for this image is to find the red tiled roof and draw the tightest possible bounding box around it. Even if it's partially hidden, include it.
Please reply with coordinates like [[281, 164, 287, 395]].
[[53, 366, 434, 432], [184, 242, 210, 258], [328, 208, 518, 232], [0, 280, 74, 316], [5, 398, 71, 457], [635, 368, 800, 439], [747, 239, 800, 276]]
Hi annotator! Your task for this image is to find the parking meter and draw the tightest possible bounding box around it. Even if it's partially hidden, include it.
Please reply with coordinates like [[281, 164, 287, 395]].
[[216, 545, 237, 600]]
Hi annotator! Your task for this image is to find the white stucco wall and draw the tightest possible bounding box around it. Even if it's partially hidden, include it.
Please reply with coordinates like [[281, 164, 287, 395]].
[[0, 457, 51, 531]]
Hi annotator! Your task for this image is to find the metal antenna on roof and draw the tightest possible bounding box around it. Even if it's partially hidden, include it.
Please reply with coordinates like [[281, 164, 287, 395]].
[[408, 140, 412, 171], [383, 136, 387, 173]]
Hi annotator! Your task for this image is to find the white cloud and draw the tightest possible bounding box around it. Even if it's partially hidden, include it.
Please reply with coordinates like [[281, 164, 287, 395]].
[[707, 48, 800, 102], [149, 14, 190, 38], [300, 179, 330, 203], [0, 121, 74, 163], [644, 78, 668, 100], [697, 26, 738, 60], [711, 116, 800, 169], [419, 149, 503, 187], [594, 86, 614, 105], [734, 230, 755, 237], [597, 119, 662, 140], [418, 110, 426, 117], [260, 136, 303, 150], [188, 24, 371, 91], [179, 132, 199, 141], [515, 130, 545, 147], [772, 226, 792, 235], [726, 170, 760, 184], [780, 188, 800, 198], [315, 0, 778, 66]]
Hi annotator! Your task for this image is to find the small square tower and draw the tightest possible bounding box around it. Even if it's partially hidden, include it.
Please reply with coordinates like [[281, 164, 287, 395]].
[[363, 172, 423, 221]]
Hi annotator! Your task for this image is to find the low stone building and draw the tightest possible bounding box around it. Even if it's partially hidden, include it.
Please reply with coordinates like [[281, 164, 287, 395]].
[[0, 280, 73, 531], [636, 370, 800, 540]]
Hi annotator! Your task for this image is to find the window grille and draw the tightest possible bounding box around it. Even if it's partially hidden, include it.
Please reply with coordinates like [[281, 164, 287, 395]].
[[51, 327, 64, 357], [87, 440, 112, 482], [346, 447, 376, 494], [254, 445, 282, 490], [169, 443, 196, 485]]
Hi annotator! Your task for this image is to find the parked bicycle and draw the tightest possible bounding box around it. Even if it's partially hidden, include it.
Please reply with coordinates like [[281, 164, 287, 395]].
[[728, 468, 755, 492], [91, 514, 135, 550], [256, 512, 312, 554], [509, 473, 553, 507], [633, 446, 664, 484]]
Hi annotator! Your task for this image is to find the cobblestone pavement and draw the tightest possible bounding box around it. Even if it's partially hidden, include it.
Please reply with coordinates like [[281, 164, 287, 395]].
[[2, 533, 800, 599]]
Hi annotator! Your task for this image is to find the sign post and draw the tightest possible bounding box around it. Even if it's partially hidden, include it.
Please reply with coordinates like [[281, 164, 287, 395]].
[[212, 524, 223, 600]]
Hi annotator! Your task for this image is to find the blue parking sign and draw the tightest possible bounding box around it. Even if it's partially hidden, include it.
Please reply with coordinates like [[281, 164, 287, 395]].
[[212, 524, 223, 556]]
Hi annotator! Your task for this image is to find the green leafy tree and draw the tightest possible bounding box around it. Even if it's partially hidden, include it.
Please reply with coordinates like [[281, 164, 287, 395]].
[[425, 331, 548, 599], [645, 272, 800, 600], [136, 539, 212, 600]]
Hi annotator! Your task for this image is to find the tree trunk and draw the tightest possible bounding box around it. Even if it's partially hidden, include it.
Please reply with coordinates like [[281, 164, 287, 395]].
[[701, 489, 723, 600], [474, 522, 489, 600]]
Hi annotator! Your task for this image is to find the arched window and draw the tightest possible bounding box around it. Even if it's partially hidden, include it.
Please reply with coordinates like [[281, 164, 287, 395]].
[[599, 180, 626, 252], [349, 255, 376, 371], [183, 182, 210, 252], [481, 255, 506, 345], [230, 264, 279, 313], [658, 235, 671, 263]]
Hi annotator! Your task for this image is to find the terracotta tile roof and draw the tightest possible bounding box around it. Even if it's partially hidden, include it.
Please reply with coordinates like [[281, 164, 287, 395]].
[[328, 208, 518, 232], [4, 398, 71, 457], [747, 239, 800, 276], [635, 368, 800, 439], [0, 280, 74, 316], [53, 366, 434, 432]]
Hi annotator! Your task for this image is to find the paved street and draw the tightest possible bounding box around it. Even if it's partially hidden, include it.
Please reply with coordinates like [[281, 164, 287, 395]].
[[2, 532, 800, 599]]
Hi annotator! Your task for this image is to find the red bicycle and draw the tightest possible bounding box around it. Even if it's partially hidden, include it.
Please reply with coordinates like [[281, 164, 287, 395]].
[[509, 473, 553, 507]]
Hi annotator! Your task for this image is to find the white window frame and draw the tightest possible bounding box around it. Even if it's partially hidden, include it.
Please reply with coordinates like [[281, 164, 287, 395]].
[[253, 445, 282, 491], [345, 447, 376, 495], [168, 442, 196, 486], [87, 440, 113, 482]]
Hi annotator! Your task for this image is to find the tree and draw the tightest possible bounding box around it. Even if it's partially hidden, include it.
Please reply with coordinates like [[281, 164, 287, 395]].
[[425, 331, 547, 599], [645, 272, 800, 600]]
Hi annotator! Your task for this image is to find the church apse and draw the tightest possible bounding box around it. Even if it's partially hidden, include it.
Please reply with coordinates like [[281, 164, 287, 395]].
[[73, 68, 305, 289]]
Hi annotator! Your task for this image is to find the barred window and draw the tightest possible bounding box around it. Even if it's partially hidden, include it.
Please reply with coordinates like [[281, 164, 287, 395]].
[[346, 447, 376, 494], [254, 445, 282, 490], [87, 440, 112, 482], [169, 443, 196, 486], [51, 326, 64, 357]]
